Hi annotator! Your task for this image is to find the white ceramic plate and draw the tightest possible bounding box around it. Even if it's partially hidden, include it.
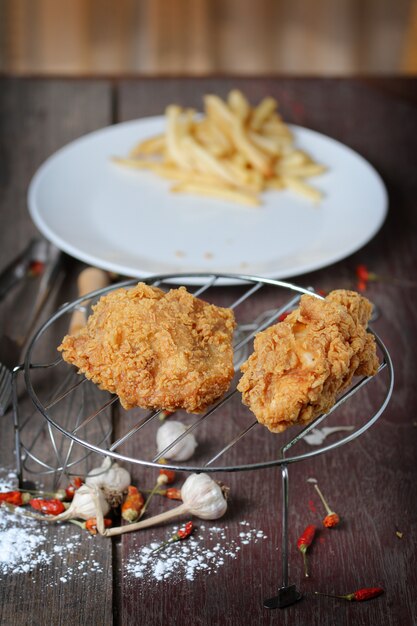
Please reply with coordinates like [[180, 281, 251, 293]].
[[28, 116, 387, 285]]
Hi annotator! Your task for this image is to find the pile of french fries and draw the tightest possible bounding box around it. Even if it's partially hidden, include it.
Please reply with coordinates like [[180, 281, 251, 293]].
[[113, 90, 326, 206]]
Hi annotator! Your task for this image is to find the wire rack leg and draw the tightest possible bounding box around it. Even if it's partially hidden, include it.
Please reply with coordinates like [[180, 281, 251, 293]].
[[264, 464, 303, 609], [12, 368, 23, 487]]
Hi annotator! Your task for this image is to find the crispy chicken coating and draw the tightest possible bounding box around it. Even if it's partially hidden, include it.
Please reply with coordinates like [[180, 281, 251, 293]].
[[58, 283, 236, 413], [237, 290, 379, 433]]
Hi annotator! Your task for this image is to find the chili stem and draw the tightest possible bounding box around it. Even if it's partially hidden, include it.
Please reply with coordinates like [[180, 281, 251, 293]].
[[314, 484, 333, 515], [138, 481, 162, 520]]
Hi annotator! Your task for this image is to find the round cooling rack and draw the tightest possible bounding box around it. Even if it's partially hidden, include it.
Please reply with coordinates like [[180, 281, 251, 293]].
[[22, 273, 394, 475]]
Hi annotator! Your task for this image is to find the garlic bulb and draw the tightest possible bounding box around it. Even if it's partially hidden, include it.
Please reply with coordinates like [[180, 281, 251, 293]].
[[156, 421, 197, 461], [64, 484, 110, 521], [180, 473, 227, 520], [85, 457, 131, 504], [23, 485, 110, 523], [93, 472, 228, 537]]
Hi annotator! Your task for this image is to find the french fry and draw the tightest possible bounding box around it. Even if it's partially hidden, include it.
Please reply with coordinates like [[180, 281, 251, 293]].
[[181, 136, 241, 187], [231, 120, 274, 176], [165, 105, 193, 170], [248, 131, 283, 157], [228, 89, 251, 122], [112, 156, 159, 169], [129, 134, 165, 157], [282, 176, 323, 203], [172, 181, 260, 207], [114, 90, 326, 206], [251, 97, 277, 130], [278, 164, 327, 178]]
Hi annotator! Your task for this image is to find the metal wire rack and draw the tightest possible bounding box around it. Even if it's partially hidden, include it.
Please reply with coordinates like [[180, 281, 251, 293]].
[[12, 272, 394, 609]]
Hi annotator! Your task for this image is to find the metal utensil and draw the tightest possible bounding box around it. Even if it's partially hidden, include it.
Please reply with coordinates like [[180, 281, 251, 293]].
[[0, 240, 63, 415], [0, 238, 49, 301], [0, 335, 20, 416]]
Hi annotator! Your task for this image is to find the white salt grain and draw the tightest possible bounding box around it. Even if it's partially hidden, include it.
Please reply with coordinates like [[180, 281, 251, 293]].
[[0, 467, 104, 584], [125, 523, 267, 584]]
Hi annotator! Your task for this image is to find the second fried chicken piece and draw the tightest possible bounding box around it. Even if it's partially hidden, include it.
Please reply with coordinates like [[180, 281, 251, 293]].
[[58, 283, 236, 413], [237, 289, 379, 433]]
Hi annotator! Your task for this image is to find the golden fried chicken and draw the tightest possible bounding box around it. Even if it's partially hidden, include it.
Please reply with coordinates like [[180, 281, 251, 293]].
[[58, 283, 236, 413], [237, 290, 379, 433]]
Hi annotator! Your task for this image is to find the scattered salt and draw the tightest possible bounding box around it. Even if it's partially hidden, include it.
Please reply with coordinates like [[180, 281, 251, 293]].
[[125, 523, 268, 584], [0, 467, 104, 585]]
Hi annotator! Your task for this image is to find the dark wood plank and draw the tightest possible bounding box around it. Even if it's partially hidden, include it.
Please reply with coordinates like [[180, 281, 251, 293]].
[[0, 77, 115, 626], [114, 78, 417, 625]]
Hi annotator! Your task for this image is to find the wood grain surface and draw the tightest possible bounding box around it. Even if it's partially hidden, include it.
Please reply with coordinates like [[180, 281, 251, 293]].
[[0, 77, 416, 626]]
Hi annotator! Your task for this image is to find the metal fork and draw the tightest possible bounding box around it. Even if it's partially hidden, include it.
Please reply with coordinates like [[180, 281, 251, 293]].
[[0, 335, 20, 416], [0, 241, 63, 415]]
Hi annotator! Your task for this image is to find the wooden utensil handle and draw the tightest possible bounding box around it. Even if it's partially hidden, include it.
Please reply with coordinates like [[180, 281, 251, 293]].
[[68, 267, 110, 334]]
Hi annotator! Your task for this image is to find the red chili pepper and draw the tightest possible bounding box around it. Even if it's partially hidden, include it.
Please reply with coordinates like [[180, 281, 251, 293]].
[[323, 512, 340, 528], [356, 264, 371, 282], [278, 311, 290, 322], [28, 260, 45, 277], [29, 498, 66, 515], [315, 587, 384, 602], [177, 521, 194, 540], [65, 477, 84, 500], [158, 464, 176, 485], [314, 484, 341, 528], [139, 461, 177, 519], [121, 486, 145, 523], [355, 264, 379, 292], [152, 521, 195, 553], [0, 491, 31, 506], [297, 525, 316, 577], [84, 517, 113, 535], [165, 488, 182, 501]]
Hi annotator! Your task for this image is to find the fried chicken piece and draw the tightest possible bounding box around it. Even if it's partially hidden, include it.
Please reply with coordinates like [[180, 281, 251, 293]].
[[237, 290, 379, 433], [58, 283, 236, 413]]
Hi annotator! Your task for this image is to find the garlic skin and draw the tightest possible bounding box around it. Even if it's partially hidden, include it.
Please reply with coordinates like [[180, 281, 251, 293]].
[[156, 421, 197, 461], [66, 485, 110, 520], [85, 457, 131, 495], [180, 473, 227, 520]]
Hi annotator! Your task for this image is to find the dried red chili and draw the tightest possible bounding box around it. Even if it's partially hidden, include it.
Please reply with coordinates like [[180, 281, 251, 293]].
[[121, 486, 145, 523], [323, 512, 340, 528], [297, 524, 316, 577], [152, 521, 194, 553], [0, 491, 31, 506], [177, 521, 194, 539], [65, 477, 84, 500], [355, 264, 378, 292], [158, 461, 176, 485], [165, 488, 182, 500], [315, 587, 384, 602], [139, 459, 177, 520], [84, 517, 113, 535], [28, 260, 45, 277], [29, 498, 66, 515], [314, 484, 341, 528]]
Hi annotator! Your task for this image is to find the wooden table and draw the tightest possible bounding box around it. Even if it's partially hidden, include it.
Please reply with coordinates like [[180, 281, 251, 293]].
[[0, 77, 416, 626]]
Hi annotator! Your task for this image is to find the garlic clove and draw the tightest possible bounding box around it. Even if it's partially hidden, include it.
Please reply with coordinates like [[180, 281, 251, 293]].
[[156, 421, 197, 461]]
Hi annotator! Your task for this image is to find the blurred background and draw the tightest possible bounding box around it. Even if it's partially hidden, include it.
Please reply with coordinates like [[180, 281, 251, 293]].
[[1, 0, 416, 76]]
